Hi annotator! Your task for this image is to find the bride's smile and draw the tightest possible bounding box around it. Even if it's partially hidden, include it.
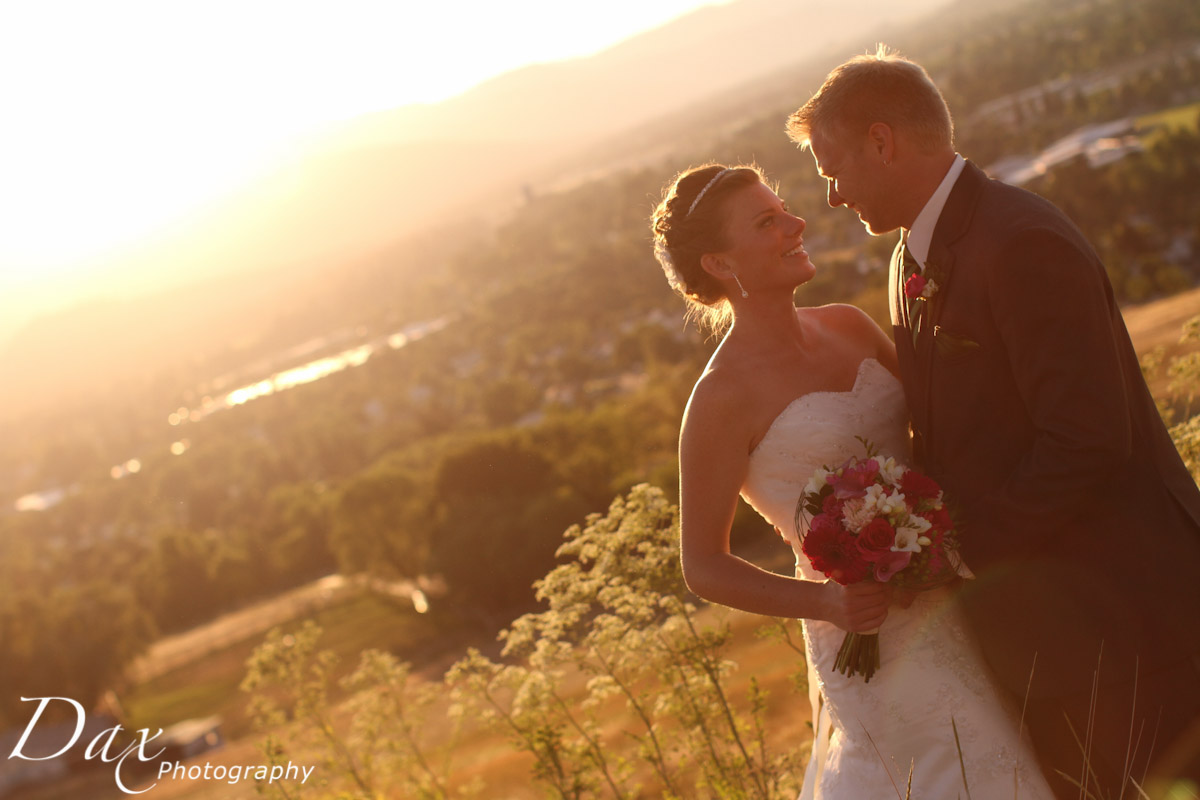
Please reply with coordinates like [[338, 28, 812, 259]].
[[706, 182, 813, 294]]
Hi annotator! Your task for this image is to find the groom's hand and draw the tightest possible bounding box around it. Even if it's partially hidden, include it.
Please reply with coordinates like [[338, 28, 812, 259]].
[[822, 580, 892, 633]]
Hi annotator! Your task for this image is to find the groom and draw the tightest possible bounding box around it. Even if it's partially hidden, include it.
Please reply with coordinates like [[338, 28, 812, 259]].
[[788, 48, 1200, 798]]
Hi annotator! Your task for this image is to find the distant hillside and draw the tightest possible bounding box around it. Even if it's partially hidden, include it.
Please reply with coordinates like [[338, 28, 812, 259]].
[[7, 0, 1193, 423], [340, 0, 948, 148], [80, 0, 952, 278], [0, 0, 955, 419]]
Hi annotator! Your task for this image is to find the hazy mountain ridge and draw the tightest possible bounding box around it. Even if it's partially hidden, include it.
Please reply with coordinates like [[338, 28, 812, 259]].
[[0, 0, 1005, 420], [330, 0, 942, 148]]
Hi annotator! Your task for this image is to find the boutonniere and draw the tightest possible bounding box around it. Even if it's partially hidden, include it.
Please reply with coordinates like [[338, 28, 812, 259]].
[[904, 273, 938, 301], [903, 260, 947, 302]]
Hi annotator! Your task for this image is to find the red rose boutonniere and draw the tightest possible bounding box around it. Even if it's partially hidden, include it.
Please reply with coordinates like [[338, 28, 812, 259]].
[[904, 272, 938, 301], [904, 259, 947, 301]]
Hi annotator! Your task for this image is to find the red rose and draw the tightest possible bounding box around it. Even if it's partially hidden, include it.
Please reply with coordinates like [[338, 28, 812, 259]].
[[900, 469, 942, 502], [904, 273, 927, 299], [803, 515, 870, 585], [855, 518, 897, 562]]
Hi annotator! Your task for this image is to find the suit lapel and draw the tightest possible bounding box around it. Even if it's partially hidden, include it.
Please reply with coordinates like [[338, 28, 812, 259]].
[[909, 161, 987, 458]]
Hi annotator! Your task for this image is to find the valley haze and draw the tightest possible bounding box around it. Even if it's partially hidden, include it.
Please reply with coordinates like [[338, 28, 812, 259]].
[[0, 0, 951, 420]]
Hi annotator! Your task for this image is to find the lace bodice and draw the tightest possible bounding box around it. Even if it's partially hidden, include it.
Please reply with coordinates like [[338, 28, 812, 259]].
[[741, 357, 910, 576]]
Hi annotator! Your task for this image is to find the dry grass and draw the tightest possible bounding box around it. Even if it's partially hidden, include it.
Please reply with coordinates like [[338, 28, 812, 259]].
[[1123, 285, 1200, 399]]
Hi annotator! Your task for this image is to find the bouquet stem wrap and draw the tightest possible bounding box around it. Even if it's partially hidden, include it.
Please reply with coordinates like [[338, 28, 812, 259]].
[[834, 630, 879, 682]]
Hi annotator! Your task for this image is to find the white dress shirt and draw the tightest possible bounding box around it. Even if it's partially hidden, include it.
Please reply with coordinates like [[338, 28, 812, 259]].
[[904, 154, 966, 271]]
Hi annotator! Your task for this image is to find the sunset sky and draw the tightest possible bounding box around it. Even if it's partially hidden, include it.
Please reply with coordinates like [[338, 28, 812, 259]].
[[0, 0, 730, 293]]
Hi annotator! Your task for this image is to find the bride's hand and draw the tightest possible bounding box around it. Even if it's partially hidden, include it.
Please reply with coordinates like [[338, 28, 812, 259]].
[[820, 580, 892, 633]]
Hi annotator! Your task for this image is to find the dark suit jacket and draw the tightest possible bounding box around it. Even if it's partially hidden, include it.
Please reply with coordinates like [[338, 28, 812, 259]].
[[891, 160, 1200, 699]]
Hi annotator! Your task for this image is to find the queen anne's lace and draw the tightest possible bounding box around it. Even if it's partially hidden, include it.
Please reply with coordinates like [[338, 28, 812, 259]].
[[740, 358, 1054, 799]]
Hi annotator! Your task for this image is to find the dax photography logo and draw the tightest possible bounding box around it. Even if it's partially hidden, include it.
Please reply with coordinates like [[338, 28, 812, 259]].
[[6, 696, 315, 795]]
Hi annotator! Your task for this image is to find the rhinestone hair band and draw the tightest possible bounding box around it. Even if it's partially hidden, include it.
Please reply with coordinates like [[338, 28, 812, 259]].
[[686, 168, 732, 216]]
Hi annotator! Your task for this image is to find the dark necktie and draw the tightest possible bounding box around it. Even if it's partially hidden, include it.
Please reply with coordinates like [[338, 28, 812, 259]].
[[902, 245, 923, 346]]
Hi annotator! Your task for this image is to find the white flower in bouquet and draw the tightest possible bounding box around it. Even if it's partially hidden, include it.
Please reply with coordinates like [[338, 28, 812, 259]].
[[840, 497, 874, 533], [803, 467, 831, 497], [877, 456, 907, 486], [877, 491, 908, 518], [892, 517, 933, 553], [862, 483, 887, 506]]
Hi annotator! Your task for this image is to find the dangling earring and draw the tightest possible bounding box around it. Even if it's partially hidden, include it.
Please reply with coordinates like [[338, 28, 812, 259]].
[[733, 274, 749, 298]]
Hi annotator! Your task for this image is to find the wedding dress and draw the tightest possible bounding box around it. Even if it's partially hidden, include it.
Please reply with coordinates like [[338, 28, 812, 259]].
[[741, 357, 1054, 800]]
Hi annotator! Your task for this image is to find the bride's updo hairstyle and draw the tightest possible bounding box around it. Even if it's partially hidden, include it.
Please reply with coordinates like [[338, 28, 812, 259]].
[[651, 163, 765, 332]]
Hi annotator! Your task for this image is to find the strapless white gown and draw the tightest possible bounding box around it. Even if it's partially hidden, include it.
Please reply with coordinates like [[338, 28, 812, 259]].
[[741, 358, 1053, 800]]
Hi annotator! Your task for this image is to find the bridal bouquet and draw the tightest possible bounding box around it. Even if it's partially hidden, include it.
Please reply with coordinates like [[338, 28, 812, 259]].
[[794, 439, 967, 682]]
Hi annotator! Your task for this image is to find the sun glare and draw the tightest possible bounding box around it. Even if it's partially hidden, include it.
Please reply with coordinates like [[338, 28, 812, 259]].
[[0, 0, 727, 286]]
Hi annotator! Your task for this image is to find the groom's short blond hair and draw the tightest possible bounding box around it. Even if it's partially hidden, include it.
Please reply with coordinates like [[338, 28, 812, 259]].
[[787, 45, 954, 154]]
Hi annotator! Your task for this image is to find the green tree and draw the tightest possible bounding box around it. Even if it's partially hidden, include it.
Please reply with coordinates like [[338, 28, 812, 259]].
[[430, 433, 590, 621], [330, 459, 431, 579], [255, 482, 336, 584]]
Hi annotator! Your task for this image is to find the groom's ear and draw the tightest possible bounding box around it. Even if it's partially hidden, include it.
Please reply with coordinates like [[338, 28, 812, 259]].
[[867, 122, 895, 165]]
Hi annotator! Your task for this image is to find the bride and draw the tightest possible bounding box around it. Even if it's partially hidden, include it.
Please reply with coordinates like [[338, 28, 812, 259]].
[[651, 163, 1054, 798]]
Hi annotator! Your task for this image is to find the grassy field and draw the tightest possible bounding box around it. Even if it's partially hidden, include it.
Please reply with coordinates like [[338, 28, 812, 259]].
[[15, 287, 1200, 800], [1123, 284, 1200, 408], [1137, 100, 1200, 138], [124, 588, 463, 739]]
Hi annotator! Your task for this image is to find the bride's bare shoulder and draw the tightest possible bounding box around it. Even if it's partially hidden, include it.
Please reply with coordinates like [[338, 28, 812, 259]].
[[682, 341, 764, 432], [684, 357, 741, 417], [804, 303, 895, 361], [800, 302, 877, 334]]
